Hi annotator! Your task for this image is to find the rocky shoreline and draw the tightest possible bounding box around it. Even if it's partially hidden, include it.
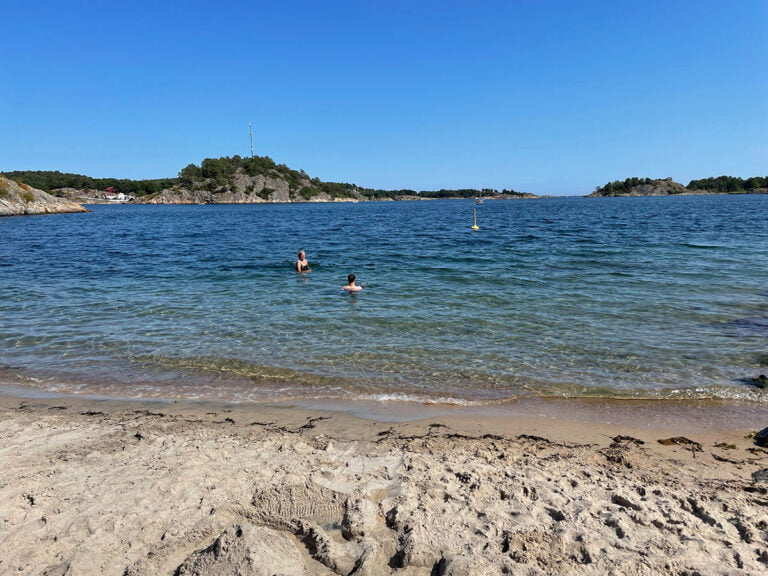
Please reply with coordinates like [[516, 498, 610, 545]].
[[0, 177, 88, 217], [55, 188, 536, 205], [591, 189, 768, 198]]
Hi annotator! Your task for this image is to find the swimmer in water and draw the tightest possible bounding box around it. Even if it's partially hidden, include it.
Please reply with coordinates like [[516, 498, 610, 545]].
[[342, 273, 363, 292], [296, 250, 310, 273]]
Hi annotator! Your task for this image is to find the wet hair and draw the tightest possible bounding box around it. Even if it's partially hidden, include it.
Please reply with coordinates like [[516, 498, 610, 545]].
[[298, 250, 305, 258], [347, 273, 356, 284]]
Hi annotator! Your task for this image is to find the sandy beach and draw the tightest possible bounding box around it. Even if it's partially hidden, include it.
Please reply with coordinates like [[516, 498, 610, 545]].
[[0, 394, 766, 576]]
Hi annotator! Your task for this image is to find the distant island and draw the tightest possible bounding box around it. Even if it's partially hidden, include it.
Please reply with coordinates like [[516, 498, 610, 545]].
[[590, 176, 768, 197], [2, 155, 534, 205]]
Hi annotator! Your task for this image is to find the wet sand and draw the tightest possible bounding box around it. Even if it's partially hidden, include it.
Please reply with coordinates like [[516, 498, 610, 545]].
[[0, 393, 766, 575]]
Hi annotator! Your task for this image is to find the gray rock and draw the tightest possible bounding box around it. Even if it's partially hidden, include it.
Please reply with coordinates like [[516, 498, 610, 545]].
[[752, 375, 768, 389], [752, 468, 768, 483], [138, 171, 330, 205], [0, 177, 88, 217], [755, 427, 768, 448]]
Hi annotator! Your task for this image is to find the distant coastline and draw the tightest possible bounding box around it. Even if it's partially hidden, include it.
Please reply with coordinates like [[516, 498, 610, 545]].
[[3, 160, 766, 206], [1, 158, 535, 206]]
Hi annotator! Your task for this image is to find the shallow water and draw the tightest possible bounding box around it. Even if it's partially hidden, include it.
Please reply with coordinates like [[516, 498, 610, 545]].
[[1, 195, 767, 405]]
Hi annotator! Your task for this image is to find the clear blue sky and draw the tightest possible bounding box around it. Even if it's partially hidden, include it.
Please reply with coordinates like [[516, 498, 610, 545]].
[[2, 0, 766, 195]]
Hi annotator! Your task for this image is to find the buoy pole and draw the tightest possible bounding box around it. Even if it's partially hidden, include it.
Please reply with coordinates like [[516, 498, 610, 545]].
[[472, 207, 480, 230]]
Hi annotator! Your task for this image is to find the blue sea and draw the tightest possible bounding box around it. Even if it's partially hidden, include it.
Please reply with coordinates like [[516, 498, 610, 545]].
[[1, 196, 767, 407]]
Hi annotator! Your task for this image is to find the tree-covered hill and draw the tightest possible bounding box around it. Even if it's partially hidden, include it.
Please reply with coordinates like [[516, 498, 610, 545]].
[[2, 155, 532, 203], [175, 155, 530, 201], [590, 177, 688, 196]]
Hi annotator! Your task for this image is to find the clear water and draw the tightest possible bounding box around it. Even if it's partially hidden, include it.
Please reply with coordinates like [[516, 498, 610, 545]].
[[1, 196, 767, 405]]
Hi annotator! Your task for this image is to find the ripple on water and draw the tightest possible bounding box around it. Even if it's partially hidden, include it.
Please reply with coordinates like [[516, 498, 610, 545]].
[[1, 197, 767, 404]]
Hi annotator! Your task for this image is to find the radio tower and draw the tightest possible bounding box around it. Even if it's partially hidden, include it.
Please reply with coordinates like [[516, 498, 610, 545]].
[[249, 122, 254, 158]]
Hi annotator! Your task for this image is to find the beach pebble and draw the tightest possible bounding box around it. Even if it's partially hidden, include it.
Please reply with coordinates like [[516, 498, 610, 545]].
[[752, 469, 768, 483], [748, 374, 768, 389], [754, 427, 768, 448]]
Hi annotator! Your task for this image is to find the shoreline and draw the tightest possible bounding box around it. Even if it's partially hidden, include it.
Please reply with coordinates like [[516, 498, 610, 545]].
[[4, 390, 765, 450], [1, 391, 766, 575], [3, 379, 767, 433]]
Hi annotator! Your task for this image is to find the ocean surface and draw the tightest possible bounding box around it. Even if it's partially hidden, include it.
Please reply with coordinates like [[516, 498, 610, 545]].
[[1, 196, 767, 407]]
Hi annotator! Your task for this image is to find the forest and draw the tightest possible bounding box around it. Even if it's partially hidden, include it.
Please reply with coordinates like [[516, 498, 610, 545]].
[[0, 170, 178, 196], [686, 175, 768, 193]]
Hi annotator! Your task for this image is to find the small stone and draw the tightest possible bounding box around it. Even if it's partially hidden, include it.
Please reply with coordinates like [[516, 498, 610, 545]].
[[753, 469, 768, 483], [755, 427, 768, 448]]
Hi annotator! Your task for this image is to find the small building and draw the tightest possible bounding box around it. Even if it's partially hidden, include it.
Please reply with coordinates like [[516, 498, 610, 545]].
[[104, 187, 130, 201]]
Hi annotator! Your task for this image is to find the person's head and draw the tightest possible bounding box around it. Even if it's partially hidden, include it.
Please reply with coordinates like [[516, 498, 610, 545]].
[[298, 250, 305, 260], [347, 273, 356, 284]]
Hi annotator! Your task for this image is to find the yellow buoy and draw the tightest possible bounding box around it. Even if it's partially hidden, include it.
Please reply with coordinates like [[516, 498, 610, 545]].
[[471, 208, 480, 230]]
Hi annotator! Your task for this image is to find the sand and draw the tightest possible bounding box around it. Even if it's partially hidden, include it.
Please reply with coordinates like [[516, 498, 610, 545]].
[[0, 395, 766, 576]]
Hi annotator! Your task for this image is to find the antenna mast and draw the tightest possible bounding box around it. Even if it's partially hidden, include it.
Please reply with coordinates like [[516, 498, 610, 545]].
[[249, 122, 254, 158]]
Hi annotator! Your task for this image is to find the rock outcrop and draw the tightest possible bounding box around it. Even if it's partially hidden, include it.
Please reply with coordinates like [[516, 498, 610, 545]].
[[140, 172, 354, 204], [589, 178, 690, 197], [0, 176, 89, 216], [620, 179, 689, 196]]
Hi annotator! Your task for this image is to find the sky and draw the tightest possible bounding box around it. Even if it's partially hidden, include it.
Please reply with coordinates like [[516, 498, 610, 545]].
[[2, 0, 766, 196]]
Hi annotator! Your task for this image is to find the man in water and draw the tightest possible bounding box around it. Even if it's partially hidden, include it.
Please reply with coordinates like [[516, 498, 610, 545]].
[[342, 273, 363, 292], [296, 250, 310, 272]]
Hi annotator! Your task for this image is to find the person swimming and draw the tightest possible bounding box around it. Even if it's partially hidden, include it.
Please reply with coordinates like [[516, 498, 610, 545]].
[[296, 250, 310, 272], [342, 273, 363, 292]]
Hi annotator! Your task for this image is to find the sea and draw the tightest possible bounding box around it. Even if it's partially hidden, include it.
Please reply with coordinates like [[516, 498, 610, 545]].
[[1, 195, 767, 412]]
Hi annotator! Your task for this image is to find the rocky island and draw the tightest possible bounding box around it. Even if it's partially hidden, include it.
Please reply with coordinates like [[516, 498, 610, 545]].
[[589, 176, 768, 197], [0, 176, 88, 217]]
